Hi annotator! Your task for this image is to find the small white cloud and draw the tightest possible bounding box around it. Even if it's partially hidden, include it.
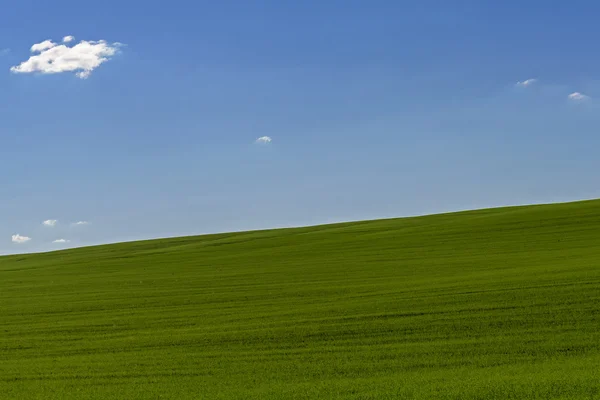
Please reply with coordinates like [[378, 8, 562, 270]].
[[11, 37, 121, 79], [72, 221, 89, 226], [255, 136, 272, 144], [12, 234, 31, 244], [53, 239, 71, 244], [568, 92, 590, 101], [516, 78, 537, 87], [43, 219, 58, 227]]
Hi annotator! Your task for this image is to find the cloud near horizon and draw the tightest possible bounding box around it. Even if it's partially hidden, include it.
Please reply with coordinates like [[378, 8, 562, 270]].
[[53, 239, 71, 244], [72, 221, 89, 226], [11, 37, 122, 79], [516, 78, 537, 87], [255, 136, 272, 144], [12, 234, 31, 244], [568, 92, 590, 101]]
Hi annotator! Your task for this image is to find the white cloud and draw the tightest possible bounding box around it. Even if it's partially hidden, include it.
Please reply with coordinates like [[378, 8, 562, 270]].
[[30, 40, 56, 53], [255, 136, 272, 144], [12, 234, 31, 244], [516, 78, 537, 87], [72, 221, 89, 226], [11, 37, 122, 79], [568, 92, 590, 101], [53, 239, 71, 244], [43, 219, 58, 227]]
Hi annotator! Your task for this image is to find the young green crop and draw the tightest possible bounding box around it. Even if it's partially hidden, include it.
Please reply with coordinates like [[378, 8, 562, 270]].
[[2, 200, 600, 399]]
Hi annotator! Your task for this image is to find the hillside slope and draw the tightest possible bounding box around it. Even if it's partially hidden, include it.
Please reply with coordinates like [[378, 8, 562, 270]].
[[2, 200, 600, 399]]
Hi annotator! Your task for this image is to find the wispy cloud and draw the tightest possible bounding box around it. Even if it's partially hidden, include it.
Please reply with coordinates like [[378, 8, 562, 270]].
[[72, 221, 89, 226], [53, 239, 71, 244], [0, 48, 9, 56], [568, 92, 590, 102], [12, 234, 31, 244], [11, 37, 122, 79], [255, 136, 272, 144], [43, 219, 57, 227], [516, 78, 537, 87]]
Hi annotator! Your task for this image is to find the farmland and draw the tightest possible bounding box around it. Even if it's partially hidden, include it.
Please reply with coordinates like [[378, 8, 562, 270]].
[[2, 200, 600, 399]]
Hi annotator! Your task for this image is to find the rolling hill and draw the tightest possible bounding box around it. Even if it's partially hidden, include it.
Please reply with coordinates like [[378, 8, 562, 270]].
[[2, 200, 600, 399]]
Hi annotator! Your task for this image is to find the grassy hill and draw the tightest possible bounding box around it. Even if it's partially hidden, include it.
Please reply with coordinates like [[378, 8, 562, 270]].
[[2, 200, 600, 399]]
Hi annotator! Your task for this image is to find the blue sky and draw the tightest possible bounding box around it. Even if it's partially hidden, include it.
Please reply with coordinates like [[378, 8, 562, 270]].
[[2, 0, 600, 253]]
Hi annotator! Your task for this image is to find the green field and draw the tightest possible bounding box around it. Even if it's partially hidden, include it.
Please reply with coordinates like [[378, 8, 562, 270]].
[[2, 200, 600, 399]]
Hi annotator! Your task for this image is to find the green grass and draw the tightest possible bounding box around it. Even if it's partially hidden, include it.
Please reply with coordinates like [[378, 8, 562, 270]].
[[2, 200, 600, 399]]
